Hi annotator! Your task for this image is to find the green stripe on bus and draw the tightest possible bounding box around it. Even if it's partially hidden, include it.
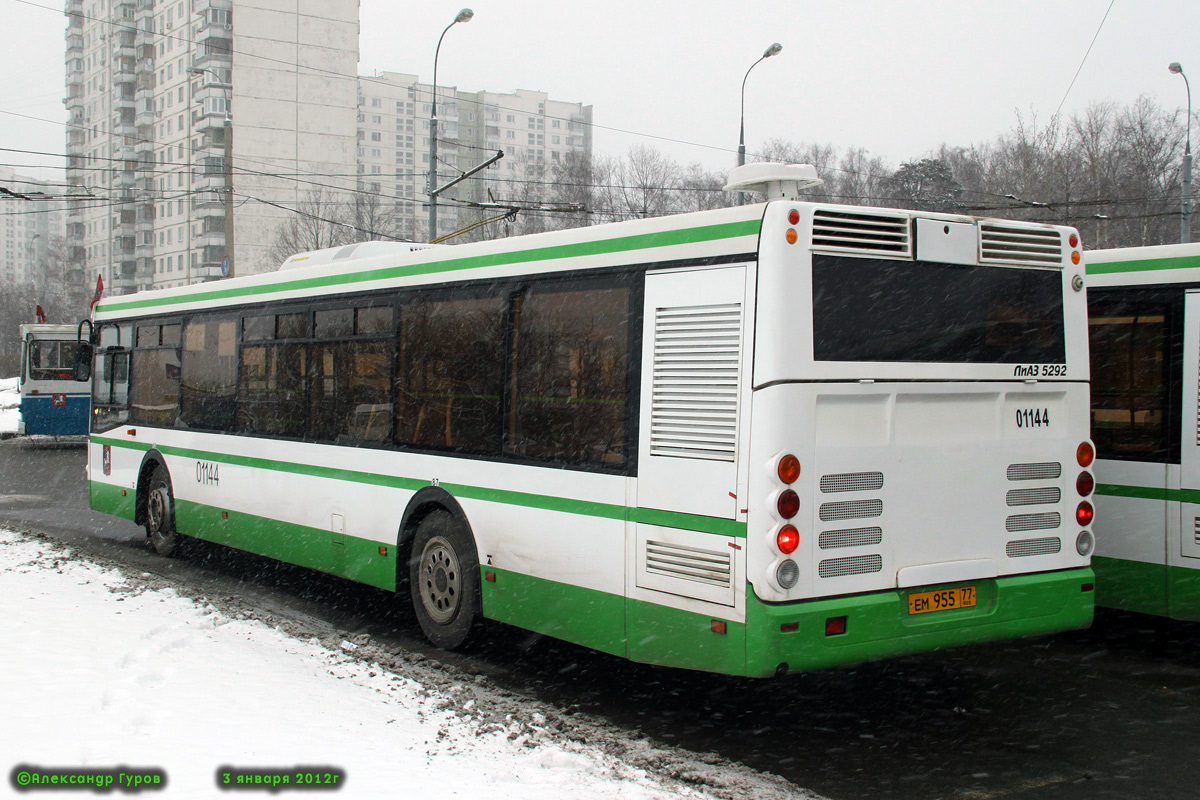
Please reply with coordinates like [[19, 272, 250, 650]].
[[91, 435, 747, 537], [1095, 482, 1200, 504], [1086, 254, 1200, 276], [96, 219, 762, 314]]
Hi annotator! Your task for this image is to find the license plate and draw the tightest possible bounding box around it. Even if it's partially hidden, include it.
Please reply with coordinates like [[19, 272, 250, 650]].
[[908, 586, 977, 615]]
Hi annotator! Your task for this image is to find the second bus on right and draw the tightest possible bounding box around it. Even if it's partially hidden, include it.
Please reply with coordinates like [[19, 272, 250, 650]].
[[1088, 242, 1200, 619]]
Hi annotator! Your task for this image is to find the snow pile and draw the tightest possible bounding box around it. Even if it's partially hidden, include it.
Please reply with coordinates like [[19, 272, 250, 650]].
[[0, 376, 17, 435], [0, 529, 785, 800]]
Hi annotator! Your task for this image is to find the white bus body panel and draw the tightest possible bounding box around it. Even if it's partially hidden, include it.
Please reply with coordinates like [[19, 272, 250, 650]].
[[746, 382, 1091, 603]]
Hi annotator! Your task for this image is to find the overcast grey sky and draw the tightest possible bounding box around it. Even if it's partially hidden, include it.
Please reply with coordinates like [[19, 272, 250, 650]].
[[3, 0, 1198, 182]]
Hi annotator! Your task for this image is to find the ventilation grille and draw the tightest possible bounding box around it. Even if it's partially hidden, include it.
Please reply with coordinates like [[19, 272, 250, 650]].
[[819, 499, 883, 522], [979, 223, 1063, 265], [649, 303, 741, 461], [1006, 512, 1062, 533], [819, 554, 884, 578], [1006, 537, 1063, 558], [1007, 462, 1062, 481], [819, 526, 883, 550], [820, 472, 885, 493], [812, 209, 911, 256], [1007, 487, 1061, 506], [644, 540, 732, 588]]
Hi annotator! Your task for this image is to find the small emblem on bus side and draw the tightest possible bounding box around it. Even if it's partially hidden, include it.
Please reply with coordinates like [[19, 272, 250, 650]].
[[102, 445, 111, 476]]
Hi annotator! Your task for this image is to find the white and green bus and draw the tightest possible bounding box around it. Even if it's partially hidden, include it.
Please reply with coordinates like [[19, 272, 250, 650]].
[[80, 165, 1095, 677], [1086, 242, 1200, 619]]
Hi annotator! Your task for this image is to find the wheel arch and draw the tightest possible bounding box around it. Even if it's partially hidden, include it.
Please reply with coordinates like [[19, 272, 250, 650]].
[[134, 448, 170, 526], [395, 486, 476, 593]]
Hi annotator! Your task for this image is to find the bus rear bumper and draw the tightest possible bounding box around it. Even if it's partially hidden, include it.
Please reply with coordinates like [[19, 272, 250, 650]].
[[745, 567, 1095, 678]]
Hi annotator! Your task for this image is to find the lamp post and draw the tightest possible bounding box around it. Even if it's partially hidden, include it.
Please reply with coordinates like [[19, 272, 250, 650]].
[[737, 42, 782, 206], [428, 8, 473, 242], [187, 65, 234, 278], [1170, 62, 1193, 244]]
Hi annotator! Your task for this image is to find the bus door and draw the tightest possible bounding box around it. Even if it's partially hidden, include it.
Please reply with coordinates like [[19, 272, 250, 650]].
[[1179, 290, 1200, 565], [629, 264, 751, 618]]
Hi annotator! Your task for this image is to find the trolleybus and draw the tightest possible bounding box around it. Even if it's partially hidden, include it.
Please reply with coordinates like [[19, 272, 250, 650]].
[[18, 323, 90, 437], [77, 164, 1095, 677], [1086, 242, 1200, 619]]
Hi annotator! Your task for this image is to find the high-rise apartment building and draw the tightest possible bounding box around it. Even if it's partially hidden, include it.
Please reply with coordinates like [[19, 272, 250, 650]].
[[64, 0, 359, 294], [0, 168, 66, 291], [64, 3, 591, 295], [356, 74, 593, 243]]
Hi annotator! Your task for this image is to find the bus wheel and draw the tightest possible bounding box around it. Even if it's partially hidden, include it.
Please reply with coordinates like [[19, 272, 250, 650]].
[[145, 464, 180, 557], [409, 510, 480, 650]]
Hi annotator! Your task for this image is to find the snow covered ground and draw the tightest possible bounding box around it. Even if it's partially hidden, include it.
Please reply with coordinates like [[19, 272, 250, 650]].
[[0, 377, 17, 436], [0, 529, 815, 799]]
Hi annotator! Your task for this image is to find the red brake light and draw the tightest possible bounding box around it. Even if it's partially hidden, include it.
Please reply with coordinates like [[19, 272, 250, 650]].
[[1076, 471, 1094, 496], [777, 489, 800, 519], [788, 209, 800, 225], [1069, 233, 1079, 248], [1076, 501, 1094, 527], [1077, 441, 1094, 467], [825, 616, 847, 636], [777, 454, 801, 484], [777, 524, 800, 554]]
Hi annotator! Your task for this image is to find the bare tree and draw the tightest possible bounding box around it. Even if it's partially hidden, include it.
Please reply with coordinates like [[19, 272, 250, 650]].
[[266, 189, 354, 265]]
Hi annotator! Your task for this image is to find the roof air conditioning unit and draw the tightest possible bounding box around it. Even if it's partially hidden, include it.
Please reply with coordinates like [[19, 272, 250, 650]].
[[723, 163, 822, 200]]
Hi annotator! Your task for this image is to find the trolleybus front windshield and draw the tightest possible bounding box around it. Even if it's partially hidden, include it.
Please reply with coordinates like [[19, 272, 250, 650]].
[[812, 254, 1065, 364]]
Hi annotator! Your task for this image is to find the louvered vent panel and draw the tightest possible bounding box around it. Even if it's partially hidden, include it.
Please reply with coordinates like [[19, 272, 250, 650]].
[[819, 554, 884, 578], [1006, 537, 1063, 558], [979, 223, 1064, 265], [812, 209, 912, 256], [1195, 354, 1200, 446], [819, 526, 883, 550], [1006, 512, 1062, 533], [649, 303, 741, 461], [1007, 462, 1062, 481], [1006, 487, 1061, 506], [819, 499, 883, 521], [820, 472, 885, 493], [644, 540, 732, 588], [1194, 517, 1200, 547]]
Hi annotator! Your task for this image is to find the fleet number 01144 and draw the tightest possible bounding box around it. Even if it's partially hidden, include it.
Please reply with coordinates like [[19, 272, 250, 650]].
[[1015, 408, 1050, 428]]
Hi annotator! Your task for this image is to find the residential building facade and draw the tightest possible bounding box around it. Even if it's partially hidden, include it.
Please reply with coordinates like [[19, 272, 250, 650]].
[[64, 0, 358, 294]]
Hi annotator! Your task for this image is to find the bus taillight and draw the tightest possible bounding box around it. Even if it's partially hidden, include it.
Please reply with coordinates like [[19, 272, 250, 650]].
[[1077, 441, 1095, 468], [777, 489, 800, 519], [777, 454, 800, 484], [1076, 501, 1094, 527], [1077, 471, 1094, 496], [777, 524, 799, 554]]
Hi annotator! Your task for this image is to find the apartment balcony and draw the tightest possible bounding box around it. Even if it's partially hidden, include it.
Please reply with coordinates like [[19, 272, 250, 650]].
[[66, 32, 83, 53], [65, 0, 82, 17], [135, 104, 156, 127]]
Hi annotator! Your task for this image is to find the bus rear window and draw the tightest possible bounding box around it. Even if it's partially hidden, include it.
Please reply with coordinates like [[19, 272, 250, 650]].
[[812, 255, 1066, 364]]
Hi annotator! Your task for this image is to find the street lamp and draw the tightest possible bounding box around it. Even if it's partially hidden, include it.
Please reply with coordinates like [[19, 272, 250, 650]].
[[187, 65, 235, 278], [1170, 62, 1192, 243], [737, 43, 782, 205], [428, 8, 473, 242]]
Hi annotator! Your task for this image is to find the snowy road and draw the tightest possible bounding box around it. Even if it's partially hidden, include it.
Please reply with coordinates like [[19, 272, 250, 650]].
[[4, 434, 1200, 799]]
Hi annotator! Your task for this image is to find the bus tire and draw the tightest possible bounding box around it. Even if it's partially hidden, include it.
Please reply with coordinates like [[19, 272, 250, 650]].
[[409, 510, 480, 650], [145, 464, 180, 557]]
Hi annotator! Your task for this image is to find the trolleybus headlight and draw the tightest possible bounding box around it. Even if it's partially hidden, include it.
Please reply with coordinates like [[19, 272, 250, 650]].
[[1076, 500, 1094, 527], [1076, 530, 1095, 556], [1076, 471, 1094, 496], [776, 559, 800, 589], [777, 454, 801, 484], [777, 489, 800, 519], [777, 524, 800, 554], [1077, 441, 1095, 468]]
